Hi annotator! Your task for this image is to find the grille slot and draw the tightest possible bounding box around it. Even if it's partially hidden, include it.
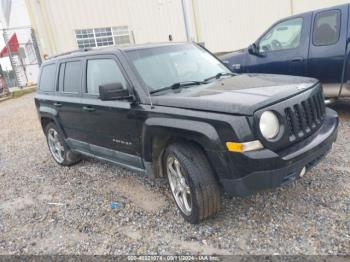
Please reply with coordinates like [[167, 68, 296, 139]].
[[284, 91, 325, 142]]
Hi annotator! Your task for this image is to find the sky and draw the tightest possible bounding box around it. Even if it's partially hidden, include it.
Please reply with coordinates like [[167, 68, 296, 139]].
[[0, 0, 31, 70]]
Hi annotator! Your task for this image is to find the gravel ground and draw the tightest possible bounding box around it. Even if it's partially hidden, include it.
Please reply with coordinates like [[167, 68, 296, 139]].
[[0, 93, 349, 255]]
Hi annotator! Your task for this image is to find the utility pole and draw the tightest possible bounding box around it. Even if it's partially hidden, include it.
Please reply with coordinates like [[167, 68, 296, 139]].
[[181, 0, 191, 42], [31, 28, 42, 66]]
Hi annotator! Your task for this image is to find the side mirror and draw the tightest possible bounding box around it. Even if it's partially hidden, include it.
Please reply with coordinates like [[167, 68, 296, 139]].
[[99, 82, 131, 101], [248, 43, 259, 55]]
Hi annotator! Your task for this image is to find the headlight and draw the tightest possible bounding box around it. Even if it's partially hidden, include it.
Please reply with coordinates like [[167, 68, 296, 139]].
[[259, 111, 280, 139]]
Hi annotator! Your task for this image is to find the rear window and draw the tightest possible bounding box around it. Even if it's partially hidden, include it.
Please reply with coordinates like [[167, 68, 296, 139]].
[[39, 64, 56, 92], [313, 10, 341, 46], [63, 61, 82, 93]]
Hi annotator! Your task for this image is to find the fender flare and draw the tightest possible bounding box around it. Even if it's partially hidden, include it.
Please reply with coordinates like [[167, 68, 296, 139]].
[[38, 106, 66, 137], [142, 117, 223, 162]]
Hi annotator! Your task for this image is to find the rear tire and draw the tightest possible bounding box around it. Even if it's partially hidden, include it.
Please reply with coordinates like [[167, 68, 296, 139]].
[[45, 122, 81, 166], [163, 142, 221, 224]]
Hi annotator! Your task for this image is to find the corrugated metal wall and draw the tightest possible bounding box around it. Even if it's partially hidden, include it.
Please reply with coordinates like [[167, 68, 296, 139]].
[[291, 0, 350, 14], [25, 0, 349, 56], [192, 0, 292, 52], [26, 0, 188, 55]]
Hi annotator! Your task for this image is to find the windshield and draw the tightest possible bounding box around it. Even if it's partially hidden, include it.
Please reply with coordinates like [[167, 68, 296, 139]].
[[125, 44, 231, 92]]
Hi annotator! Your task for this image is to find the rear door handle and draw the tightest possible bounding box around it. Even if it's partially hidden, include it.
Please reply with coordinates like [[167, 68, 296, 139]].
[[82, 106, 96, 112], [53, 102, 62, 107]]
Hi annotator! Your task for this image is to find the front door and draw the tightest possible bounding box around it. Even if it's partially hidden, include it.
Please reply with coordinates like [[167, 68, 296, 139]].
[[81, 55, 144, 169], [245, 15, 310, 76]]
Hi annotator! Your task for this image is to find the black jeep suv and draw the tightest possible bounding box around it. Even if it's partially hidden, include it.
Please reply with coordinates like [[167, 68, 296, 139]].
[[35, 42, 338, 223]]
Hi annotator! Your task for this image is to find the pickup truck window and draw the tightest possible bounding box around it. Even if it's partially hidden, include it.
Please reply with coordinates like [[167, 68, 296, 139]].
[[39, 64, 56, 92], [259, 17, 303, 53], [313, 10, 340, 46], [126, 44, 230, 92]]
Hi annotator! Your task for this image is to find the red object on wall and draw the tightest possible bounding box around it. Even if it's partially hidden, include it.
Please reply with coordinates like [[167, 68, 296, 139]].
[[0, 33, 20, 58]]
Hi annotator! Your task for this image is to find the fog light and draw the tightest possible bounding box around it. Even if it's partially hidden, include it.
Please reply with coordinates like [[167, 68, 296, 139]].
[[299, 167, 306, 178]]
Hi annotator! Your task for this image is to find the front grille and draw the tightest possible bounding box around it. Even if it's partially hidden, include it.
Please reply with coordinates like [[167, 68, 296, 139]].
[[284, 91, 325, 142]]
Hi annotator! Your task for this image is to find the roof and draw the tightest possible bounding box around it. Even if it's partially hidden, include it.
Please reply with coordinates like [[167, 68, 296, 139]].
[[118, 41, 188, 51], [45, 42, 189, 62]]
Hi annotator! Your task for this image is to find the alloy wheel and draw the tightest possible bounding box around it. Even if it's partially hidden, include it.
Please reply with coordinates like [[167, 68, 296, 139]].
[[47, 128, 65, 163], [167, 155, 192, 216]]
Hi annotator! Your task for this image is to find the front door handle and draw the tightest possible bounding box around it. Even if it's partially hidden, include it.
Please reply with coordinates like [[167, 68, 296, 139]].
[[291, 57, 304, 63], [53, 102, 62, 107], [82, 106, 96, 112]]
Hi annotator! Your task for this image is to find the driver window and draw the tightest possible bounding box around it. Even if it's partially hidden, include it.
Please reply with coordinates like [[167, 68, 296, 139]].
[[86, 59, 127, 95], [259, 17, 303, 52]]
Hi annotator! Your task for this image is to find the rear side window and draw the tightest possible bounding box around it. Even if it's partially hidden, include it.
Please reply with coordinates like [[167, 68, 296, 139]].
[[39, 64, 56, 92], [63, 61, 82, 93], [86, 59, 127, 95], [313, 10, 341, 46]]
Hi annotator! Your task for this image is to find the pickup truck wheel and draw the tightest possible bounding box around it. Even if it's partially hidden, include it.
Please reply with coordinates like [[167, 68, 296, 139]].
[[45, 123, 81, 166], [164, 142, 220, 224]]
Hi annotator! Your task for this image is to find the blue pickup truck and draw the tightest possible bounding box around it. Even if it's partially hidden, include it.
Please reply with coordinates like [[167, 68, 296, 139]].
[[220, 4, 350, 100]]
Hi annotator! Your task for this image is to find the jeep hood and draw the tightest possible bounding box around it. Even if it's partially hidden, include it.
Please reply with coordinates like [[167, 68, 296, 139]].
[[150, 74, 319, 115]]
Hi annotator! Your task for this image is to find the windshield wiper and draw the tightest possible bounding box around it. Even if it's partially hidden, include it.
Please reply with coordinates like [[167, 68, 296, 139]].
[[150, 80, 207, 94], [204, 72, 236, 82]]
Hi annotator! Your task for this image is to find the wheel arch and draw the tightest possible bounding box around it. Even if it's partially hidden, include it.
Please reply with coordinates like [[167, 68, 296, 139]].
[[142, 117, 225, 179], [38, 106, 66, 137]]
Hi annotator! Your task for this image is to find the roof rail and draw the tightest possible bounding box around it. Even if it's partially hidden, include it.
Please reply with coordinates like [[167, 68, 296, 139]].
[[48, 48, 92, 60]]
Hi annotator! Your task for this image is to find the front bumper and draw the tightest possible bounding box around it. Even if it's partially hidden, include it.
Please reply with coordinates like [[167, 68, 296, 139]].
[[221, 108, 338, 197]]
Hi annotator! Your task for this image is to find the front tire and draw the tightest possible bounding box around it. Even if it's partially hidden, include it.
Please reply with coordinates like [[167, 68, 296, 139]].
[[164, 142, 221, 224], [45, 123, 81, 166]]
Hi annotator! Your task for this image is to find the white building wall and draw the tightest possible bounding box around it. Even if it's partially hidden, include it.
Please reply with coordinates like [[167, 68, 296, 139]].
[[192, 0, 292, 52], [25, 0, 350, 56], [26, 0, 188, 56], [291, 0, 350, 14]]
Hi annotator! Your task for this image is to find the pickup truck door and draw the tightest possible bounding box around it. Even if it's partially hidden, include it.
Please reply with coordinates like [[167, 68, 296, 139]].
[[244, 14, 311, 76], [308, 5, 348, 98], [80, 55, 145, 171]]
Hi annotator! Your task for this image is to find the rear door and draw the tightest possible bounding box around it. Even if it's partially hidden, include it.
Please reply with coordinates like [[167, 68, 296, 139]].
[[245, 14, 311, 76], [308, 5, 348, 97], [55, 59, 90, 152]]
